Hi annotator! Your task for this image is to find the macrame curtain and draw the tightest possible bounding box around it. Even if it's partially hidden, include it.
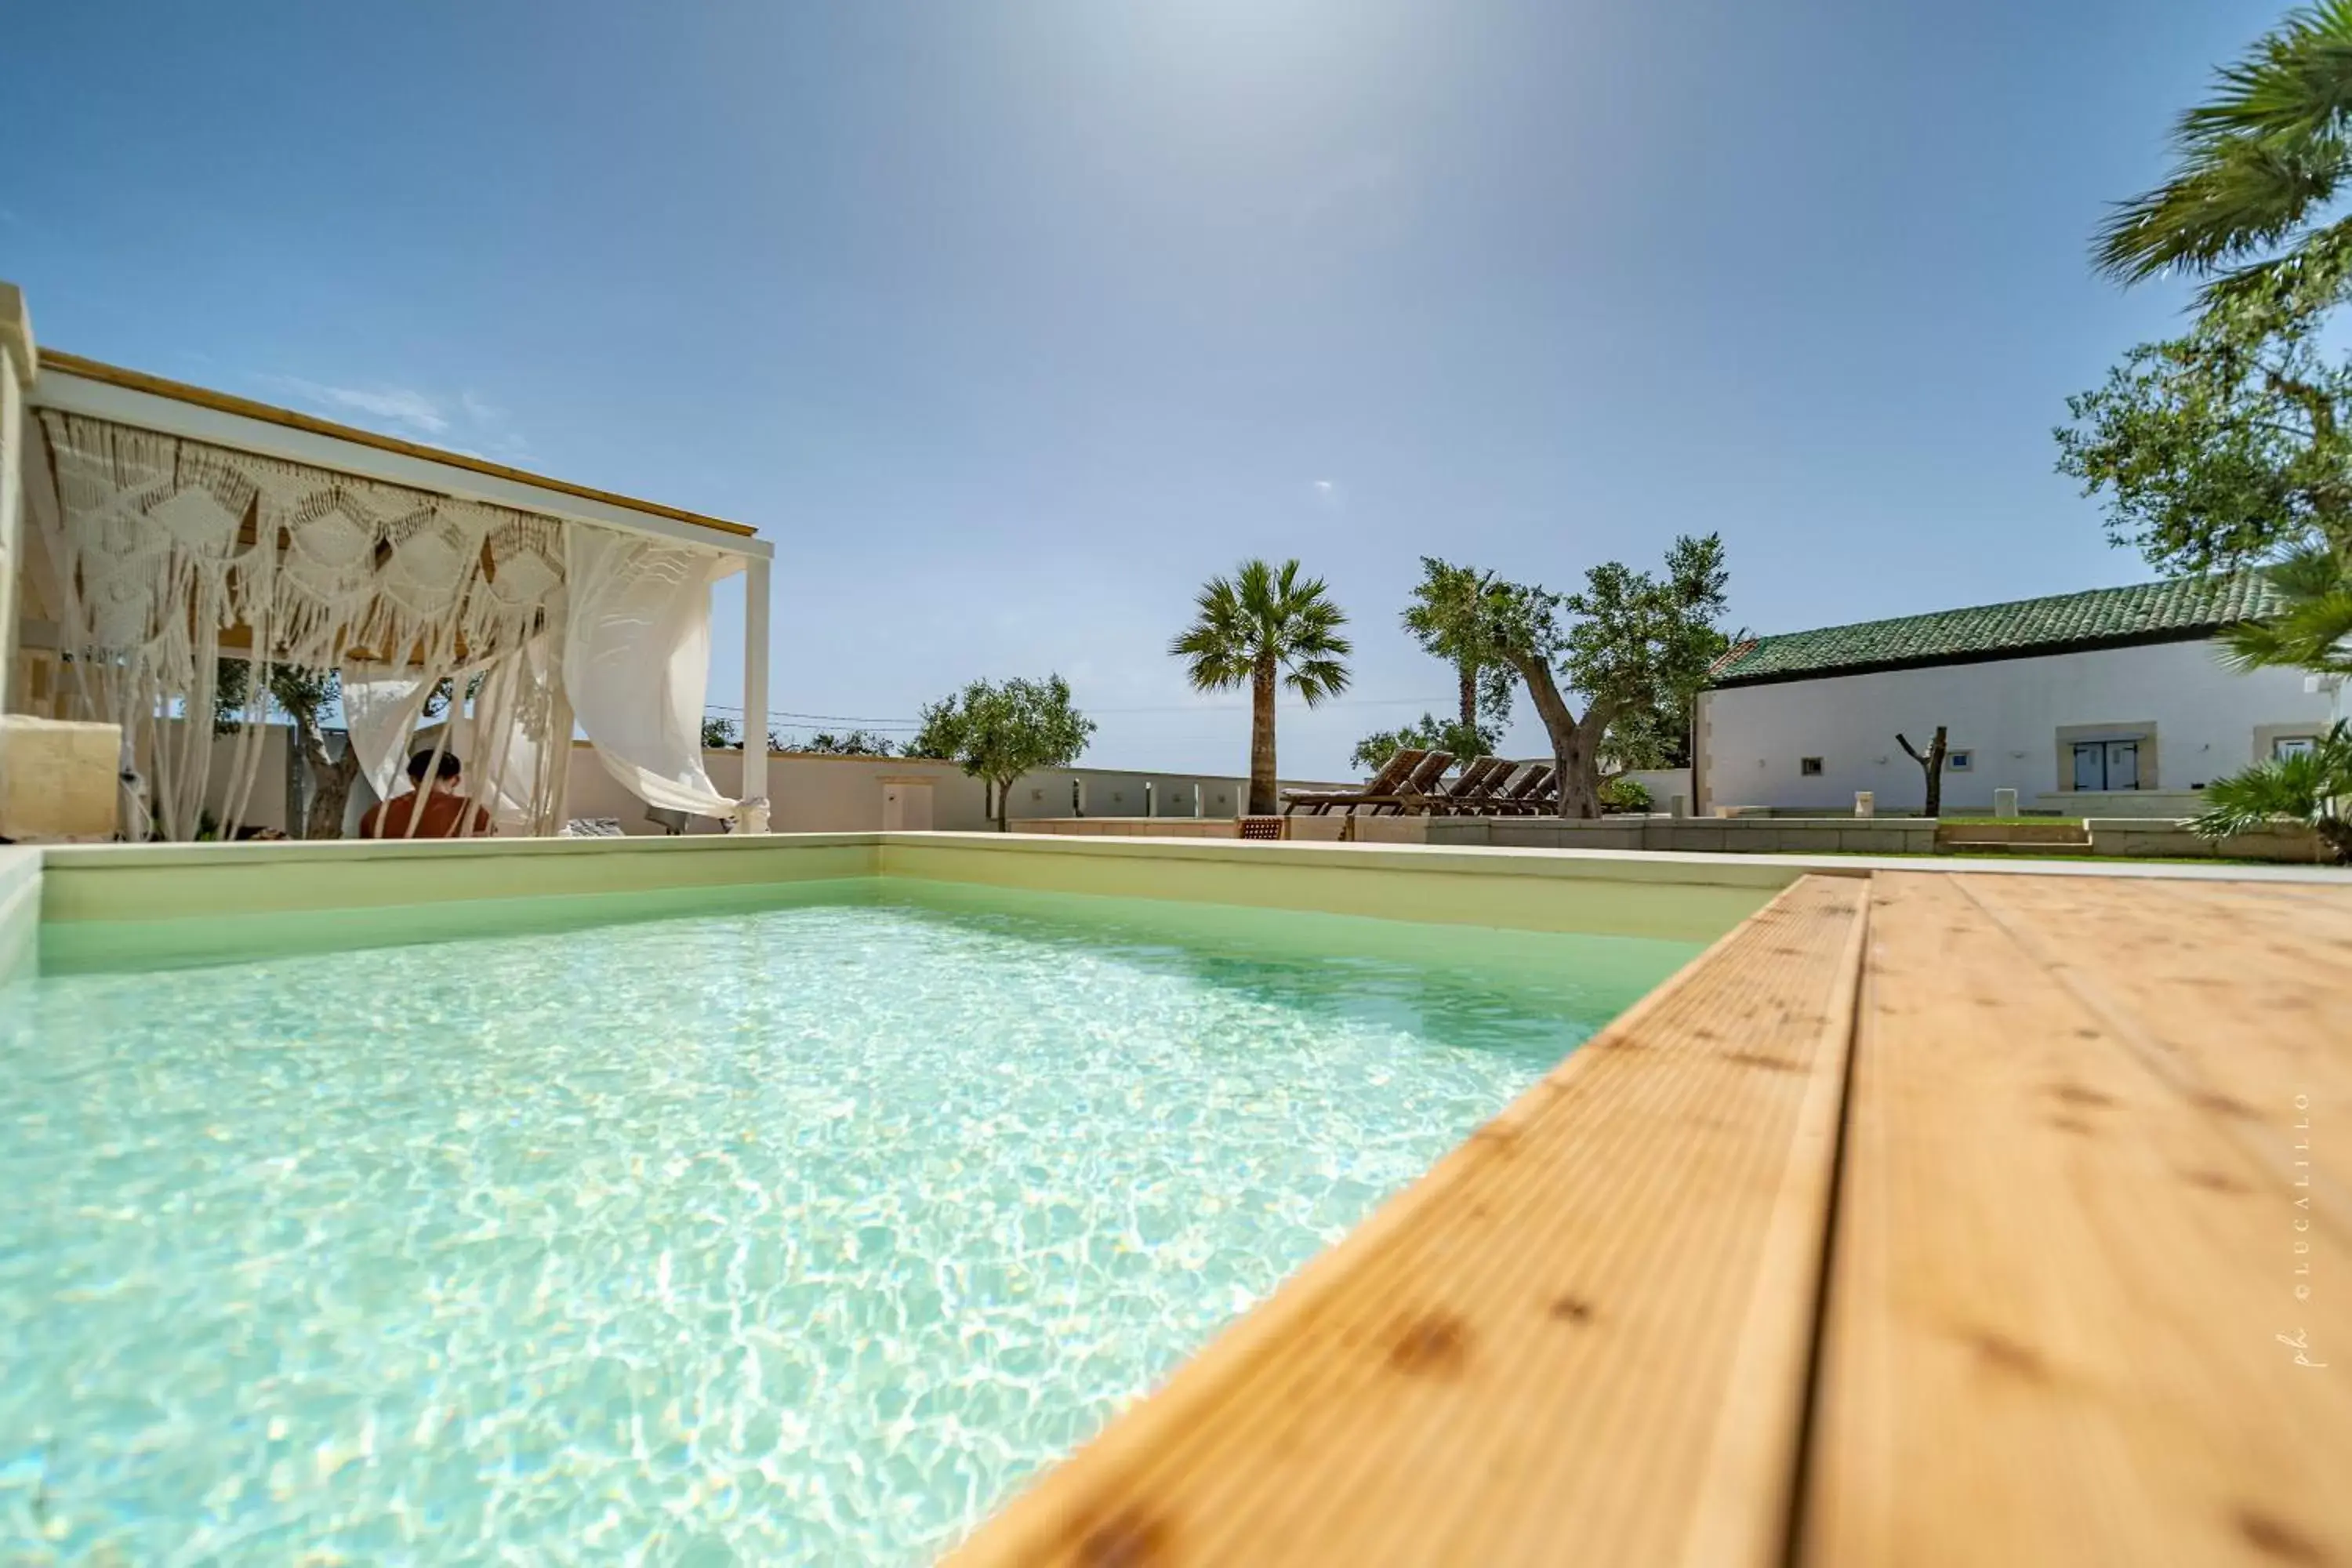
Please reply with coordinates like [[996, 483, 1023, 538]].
[[27, 412, 736, 840]]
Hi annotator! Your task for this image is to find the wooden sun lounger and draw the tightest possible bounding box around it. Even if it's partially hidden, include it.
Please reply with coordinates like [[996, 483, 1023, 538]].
[[1347, 750, 1458, 816], [1280, 748, 1425, 817], [1422, 756, 1512, 815], [1483, 762, 1554, 815], [1511, 771, 1561, 815]]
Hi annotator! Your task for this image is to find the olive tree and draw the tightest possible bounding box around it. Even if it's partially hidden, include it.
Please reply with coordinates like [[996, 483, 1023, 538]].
[[909, 675, 1096, 832], [1454, 535, 1731, 817]]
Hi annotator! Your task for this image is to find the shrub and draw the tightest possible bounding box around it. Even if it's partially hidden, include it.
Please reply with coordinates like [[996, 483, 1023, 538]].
[[1599, 775, 1653, 814]]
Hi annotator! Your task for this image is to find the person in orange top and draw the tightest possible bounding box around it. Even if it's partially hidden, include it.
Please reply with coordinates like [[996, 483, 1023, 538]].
[[361, 749, 494, 840]]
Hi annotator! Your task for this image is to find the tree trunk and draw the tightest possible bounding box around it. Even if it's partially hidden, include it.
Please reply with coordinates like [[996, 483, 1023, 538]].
[[994, 774, 1011, 833], [1506, 651, 1618, 819], [1896, 726, 1949, 818], [1457, 663, 1478, 731], [1247, 660, 1279, 815], [295, 722, 360, 840]]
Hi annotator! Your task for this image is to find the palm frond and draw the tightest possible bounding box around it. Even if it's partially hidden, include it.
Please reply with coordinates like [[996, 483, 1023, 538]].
[[2099, 3, 2352, 281], [2215, 545, 2352, 673], [2188, 720, 2352, 840], [1170, 557, 1352, 696], [1285, 656, 1352, 706], [2097, 133, 2346, 281], [2179, 1, 2352, 146]]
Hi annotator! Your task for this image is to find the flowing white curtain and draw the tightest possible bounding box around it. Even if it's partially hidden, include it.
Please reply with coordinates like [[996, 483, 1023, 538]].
[[562, 527, 739, 820], [339, 660, 445, 802], [342, 637, 565, 837]]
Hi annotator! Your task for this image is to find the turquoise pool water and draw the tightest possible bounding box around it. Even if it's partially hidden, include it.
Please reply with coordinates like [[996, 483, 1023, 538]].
[[0, 881, 1697, 1563]]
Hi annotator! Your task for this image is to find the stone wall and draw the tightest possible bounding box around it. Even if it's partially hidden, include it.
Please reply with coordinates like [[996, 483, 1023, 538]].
[[2083, 818, 2326, 863], [1428, 816, 1942, 855]]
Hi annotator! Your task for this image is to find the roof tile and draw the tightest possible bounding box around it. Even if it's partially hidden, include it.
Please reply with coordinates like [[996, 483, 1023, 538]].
[[1708, 570, 2278, 687]]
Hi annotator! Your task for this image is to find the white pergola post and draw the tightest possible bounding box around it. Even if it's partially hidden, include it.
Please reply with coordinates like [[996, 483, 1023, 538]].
[[739, 552, 771, 831], [0, 283, 32, 715]]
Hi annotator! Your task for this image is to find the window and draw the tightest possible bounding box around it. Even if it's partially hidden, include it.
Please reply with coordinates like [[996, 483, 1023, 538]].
[[1946, 750, 1973, 771], [1799, 757, 1824, 776], [2274, 735, 2319, 761], [2072, 740, 2141, 791]]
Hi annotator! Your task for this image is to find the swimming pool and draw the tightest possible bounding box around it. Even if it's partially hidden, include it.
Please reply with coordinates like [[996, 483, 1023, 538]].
[[1, 880, 1699, 1563]]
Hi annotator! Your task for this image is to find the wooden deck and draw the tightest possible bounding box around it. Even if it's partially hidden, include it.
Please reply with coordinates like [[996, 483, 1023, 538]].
[[946, 870, 2352, 1566]]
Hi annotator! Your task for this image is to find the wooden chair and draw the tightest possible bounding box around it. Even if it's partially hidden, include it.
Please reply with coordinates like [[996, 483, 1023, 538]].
[[1281, 748, 1425, 817]]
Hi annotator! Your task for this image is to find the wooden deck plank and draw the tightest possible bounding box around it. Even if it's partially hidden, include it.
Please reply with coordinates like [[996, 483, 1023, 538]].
[[945, 875, 1866, 1568], [1804, 873, 2352, 1568], [1954, 874, 2352, 1246]]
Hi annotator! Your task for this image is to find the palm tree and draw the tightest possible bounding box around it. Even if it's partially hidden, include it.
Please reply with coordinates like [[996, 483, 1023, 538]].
[[1171, 559, 1352, 815], [1403, 557, 1513, 745], [2190, 720, 2352, 862], [2097, 2, 2352, 301]]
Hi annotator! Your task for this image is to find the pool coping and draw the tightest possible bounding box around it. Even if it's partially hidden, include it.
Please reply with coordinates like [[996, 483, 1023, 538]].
[[31, 826, 2352, 883]]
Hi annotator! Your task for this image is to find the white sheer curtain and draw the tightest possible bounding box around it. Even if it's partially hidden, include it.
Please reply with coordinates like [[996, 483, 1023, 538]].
[[562, 528, 740, 820], [342, 638, 564, 837], [339, 661, 445, 802]]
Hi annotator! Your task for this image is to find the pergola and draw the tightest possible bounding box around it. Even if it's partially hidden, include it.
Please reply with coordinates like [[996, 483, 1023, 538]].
[[0, 281, 772, 839]]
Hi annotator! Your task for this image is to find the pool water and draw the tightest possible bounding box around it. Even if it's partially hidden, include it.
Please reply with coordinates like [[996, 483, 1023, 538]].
[[0, 881, 1697, 1563]]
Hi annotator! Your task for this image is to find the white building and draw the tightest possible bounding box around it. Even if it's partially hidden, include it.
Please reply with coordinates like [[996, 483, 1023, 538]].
[[1694, 572, 2339, 817]]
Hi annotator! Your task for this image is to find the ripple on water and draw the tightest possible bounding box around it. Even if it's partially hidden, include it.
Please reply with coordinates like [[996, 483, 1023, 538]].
[[0, 887, 1690, 1563]]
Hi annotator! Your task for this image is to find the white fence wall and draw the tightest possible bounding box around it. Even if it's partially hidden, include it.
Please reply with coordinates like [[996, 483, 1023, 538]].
[[563, 747, 1355, 835]]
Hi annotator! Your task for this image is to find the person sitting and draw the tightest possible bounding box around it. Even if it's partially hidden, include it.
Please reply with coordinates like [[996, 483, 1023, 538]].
[[361, 749, 494, 840]]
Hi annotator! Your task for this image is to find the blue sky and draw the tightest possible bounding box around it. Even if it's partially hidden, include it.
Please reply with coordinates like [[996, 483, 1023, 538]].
[[3, 0, 2281, 777]]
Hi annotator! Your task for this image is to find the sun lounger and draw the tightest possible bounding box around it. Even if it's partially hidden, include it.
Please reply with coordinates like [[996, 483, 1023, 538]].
[[1281, 748, 1426, 816], [1346, 750, 1459, 815], [1492, 763, 1557, 815], [1422, 755, 1512, 815]]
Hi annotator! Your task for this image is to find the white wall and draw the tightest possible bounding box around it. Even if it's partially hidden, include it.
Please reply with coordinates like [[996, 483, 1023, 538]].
[[1699, 639, 2332, 815], [1616, 768, 1693, 809], [561, 747, 1355, 835]]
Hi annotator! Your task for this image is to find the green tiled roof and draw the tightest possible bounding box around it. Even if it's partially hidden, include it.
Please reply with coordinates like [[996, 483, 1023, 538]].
[[1708, 570, 2278, 688]]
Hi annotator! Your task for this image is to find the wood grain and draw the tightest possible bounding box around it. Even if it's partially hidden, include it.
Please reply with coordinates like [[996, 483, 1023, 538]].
[[946, 875, 1867, 1567], [1955, 873, 2352, 1247], [1803, 873, 2352, 1568]]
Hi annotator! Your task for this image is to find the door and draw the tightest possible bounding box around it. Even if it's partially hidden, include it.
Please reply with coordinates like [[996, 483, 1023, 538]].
[[2103, 741, 2140, 791], [2072, 742, 2105, 791], [880, 779, 934, 831]]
